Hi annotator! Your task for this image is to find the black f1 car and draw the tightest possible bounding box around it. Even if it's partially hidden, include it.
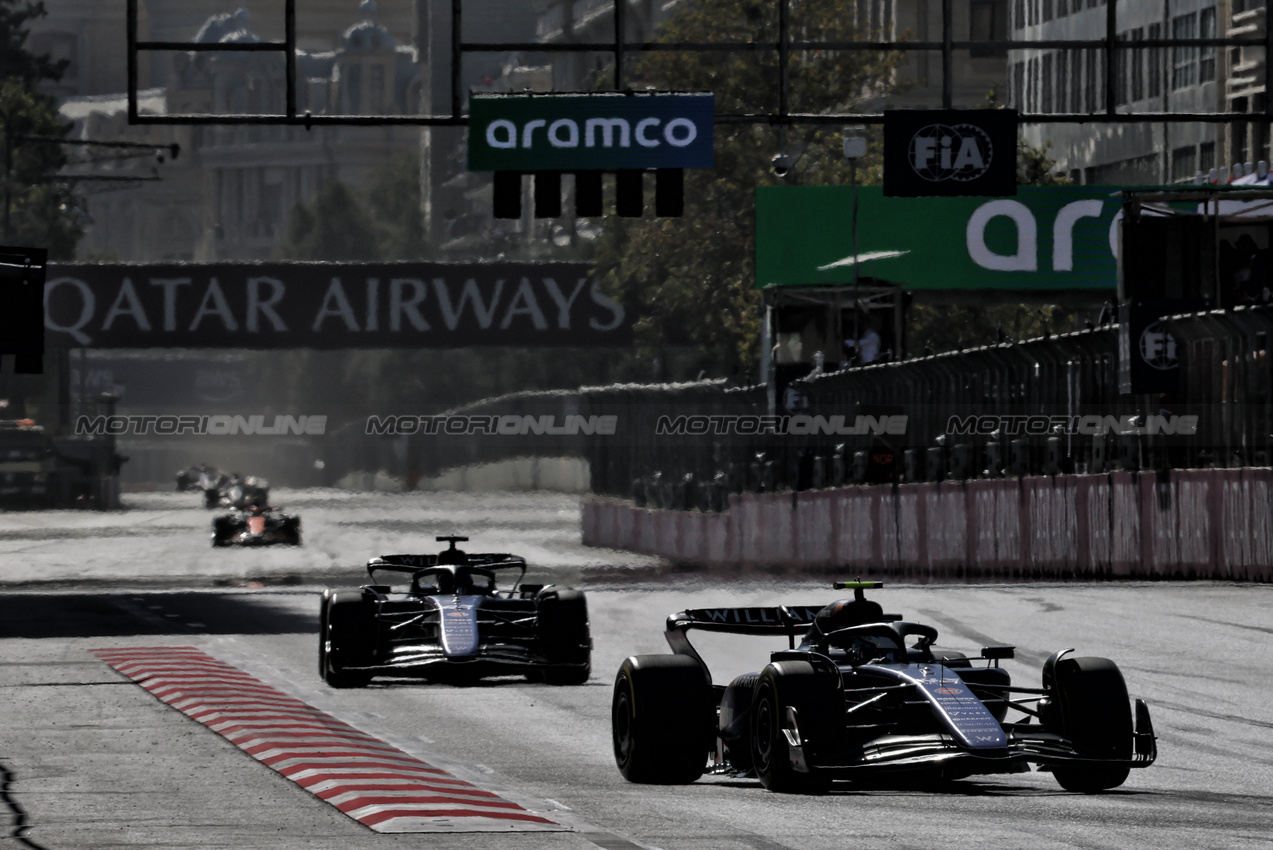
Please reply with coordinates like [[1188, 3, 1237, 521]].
[[319, 536, 591, 688], [211, 505, 301, 547], [612, 581, 1156, 794], [208, 474, 270, 510], [176, 464, 229, 503]]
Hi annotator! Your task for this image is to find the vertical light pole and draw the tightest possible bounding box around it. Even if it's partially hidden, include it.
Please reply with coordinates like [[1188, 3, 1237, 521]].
[[843, 135, 866, 363]]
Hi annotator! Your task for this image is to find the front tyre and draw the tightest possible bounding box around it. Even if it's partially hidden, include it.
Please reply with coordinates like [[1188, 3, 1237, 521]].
[[321, 589, 375, 689], [1045, 655, 1133, 792], [751, 662, 836, 794], [612, 655, 712, 784], [537, 587, 591, 685]]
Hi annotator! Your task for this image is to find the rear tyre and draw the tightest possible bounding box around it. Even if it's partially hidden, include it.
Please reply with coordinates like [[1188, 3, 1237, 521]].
[[537, 587, 591, 685], [751, 662, 838, 794], [321, 589, 375, 688], [1045, 655, 1132, 792], [210, 516, 232, 547], [281, 516, 302, 547], [612, 655, 712, 783]]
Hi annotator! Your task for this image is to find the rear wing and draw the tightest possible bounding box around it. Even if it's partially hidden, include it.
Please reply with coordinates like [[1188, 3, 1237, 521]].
[[667, 605, 825, 636], [366, 553, 527, 581], [664, 605, 825, 660]]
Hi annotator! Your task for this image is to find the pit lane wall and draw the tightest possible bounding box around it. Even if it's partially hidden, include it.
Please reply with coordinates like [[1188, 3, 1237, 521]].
[[581, 469, 1273, 580]]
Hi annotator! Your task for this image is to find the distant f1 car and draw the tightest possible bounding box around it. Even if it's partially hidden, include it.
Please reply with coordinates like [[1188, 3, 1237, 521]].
[[612, 581, 1156, 794], [176, 464, 227, 497], [205, 474, 270, 510], [319, 536, 590, 688], [211, 505, 301, 547]]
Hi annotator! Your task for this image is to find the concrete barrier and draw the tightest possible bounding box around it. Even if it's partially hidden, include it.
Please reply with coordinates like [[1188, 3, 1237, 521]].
[[580, 469, 1273, 581]]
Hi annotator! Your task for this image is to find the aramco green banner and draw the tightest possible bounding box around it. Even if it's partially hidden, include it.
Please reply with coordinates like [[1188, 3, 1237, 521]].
[[755, 185, 1159, 291], [468, 92, 715, 172]]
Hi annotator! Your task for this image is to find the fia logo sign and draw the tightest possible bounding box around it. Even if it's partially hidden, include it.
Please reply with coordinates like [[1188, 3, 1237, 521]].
[[883, 109, 1017, 197], [908, 123, 995, 183]]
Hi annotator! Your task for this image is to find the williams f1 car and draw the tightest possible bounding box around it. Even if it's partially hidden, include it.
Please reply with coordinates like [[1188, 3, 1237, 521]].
[[612, 581, 1156, 793], [319, 536, 591, 688], [211, 505, 301, 547]]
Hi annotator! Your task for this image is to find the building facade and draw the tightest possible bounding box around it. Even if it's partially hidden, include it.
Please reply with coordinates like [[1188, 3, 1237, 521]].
[[1012, 0, 1268, 185]]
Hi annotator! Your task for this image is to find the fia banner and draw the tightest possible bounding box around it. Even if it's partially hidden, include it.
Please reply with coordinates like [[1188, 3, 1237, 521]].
[[883, 109, 1018, 197]]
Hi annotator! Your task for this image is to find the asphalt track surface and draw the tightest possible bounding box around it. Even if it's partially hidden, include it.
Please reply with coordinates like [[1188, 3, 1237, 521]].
[[1, 489, 1271, 849]]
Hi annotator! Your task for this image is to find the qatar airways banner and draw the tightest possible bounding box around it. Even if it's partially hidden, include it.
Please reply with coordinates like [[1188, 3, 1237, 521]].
[[42, 262, 630, 349]]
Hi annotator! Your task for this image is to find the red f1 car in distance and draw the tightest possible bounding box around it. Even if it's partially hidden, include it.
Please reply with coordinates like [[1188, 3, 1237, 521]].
[[211, 504, 301, 547], [319, 536, 591, 688], [612, 581, 1156, 794]]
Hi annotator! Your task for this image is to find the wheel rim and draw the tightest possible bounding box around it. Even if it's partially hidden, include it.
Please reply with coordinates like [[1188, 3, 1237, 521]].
[[753, 687, 776, 775], [612, 680, 634, 766]]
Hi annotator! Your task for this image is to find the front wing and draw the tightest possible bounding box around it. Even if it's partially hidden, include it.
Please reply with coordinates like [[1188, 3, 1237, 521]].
[[763, 698, 1157, 779], [342, 597, 583, 679]]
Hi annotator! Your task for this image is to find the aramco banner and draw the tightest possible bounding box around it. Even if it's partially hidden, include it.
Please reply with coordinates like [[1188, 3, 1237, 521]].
[[43, 262, 630, 348], [467, 92, 715, 172], [755, 185, 1178, 291]]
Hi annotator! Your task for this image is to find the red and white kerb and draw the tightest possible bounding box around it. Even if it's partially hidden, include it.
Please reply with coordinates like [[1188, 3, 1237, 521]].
[[91, 646, 565, 834]]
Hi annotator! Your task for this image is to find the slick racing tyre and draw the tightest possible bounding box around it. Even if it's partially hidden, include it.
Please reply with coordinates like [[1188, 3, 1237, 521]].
[[210, 516, 233, 547], [1044, 655, 1133, 792], [751, 661, 839, 794], [280, 515, 302, 547], [536, 587, 591, 685], [320, 589, 375, 689], [612, 655, 713, 784]]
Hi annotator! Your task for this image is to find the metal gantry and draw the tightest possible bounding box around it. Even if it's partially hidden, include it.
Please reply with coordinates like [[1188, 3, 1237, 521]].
[[125, 0, 1273, 127]]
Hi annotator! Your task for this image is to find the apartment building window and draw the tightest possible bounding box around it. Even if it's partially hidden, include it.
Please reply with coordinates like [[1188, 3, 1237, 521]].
[[1148, 23, 1163, 98], [1131, 28, 1144, 101], [1116, 33, 1129, 106], [1028, 57, 1039, 112], [1172, 13, 1198, 91], [971, 0, 1008, 57], [1199, 141, 1215, 175], [1013, 61, 1026, 109], [1042, 53, 1054, 112], [1171, 146, 1196, 182], [1057, 50, 1070, 112], [1014, 0, 1024, 29], [1043, 0, 1053, 22], [1084, 49, 1098, 112], [1200, 7, 1217, 83]]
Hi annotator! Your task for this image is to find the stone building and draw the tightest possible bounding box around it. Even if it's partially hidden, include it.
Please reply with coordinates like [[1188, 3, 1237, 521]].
[[1012, 0, 1267, 185], [32, 1, 424, 261]]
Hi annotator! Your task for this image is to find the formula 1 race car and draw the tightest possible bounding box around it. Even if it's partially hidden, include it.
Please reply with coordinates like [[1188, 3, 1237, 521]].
[[612, 581, 1156, 794], [176, 464, 228, 498], [201, 473, 270, 510], [211, 505, 301, 547], [319, 536, 591, 688]]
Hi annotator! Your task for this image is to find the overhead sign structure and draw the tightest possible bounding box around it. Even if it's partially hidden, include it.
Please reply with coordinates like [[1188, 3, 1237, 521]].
[[43, 263, 630, 349], [755, 185, 1189, 292], [467, 92, 715, 172], [883, 109, 1018, 198]]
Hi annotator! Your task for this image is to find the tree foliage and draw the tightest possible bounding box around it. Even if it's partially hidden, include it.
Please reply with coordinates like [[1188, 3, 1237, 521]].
[[0, 0, 82, 257], [592, 0, 900, 380], [275, 150, 428, 262]]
